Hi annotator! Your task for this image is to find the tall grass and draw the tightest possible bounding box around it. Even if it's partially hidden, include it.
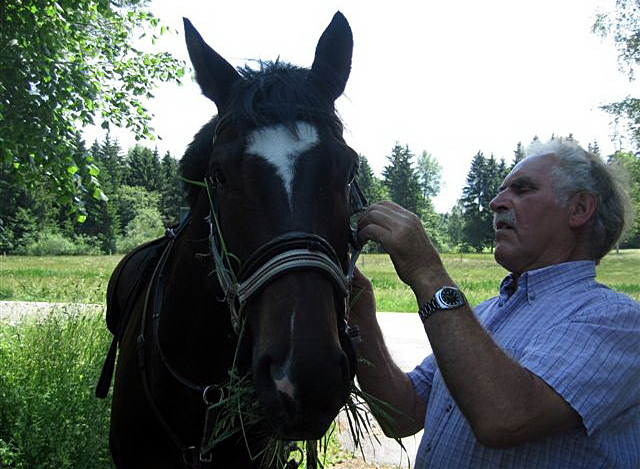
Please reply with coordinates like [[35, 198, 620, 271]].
[[0, 309, 114, 469]]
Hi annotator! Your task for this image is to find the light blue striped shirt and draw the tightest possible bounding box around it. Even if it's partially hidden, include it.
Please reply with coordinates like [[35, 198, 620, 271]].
[[408, 261, 640, 468]]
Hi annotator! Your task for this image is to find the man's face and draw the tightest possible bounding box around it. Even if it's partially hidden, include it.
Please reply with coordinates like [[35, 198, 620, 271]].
[[490, 153, 574, 274]]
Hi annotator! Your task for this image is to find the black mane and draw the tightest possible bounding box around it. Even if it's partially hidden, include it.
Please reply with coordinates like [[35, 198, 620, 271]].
[[179, 60, 344, 208]]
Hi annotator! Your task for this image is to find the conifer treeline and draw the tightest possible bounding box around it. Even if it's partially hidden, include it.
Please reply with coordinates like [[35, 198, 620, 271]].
[[0, 133, 185, 254], [2, 133, 637, 255]]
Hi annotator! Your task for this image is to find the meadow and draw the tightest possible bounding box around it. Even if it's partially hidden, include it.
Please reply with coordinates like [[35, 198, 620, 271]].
[[2, 250, 637, 308], [0, 250, 638, 468]]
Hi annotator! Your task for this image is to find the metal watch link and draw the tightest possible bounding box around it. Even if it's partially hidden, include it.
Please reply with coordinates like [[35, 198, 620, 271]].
[[418, 286, 466, 322]]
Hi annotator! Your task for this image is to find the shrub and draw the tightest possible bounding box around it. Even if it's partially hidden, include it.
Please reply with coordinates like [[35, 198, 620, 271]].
[[15, 231, 101, 256], [115, 206, 164, 253]]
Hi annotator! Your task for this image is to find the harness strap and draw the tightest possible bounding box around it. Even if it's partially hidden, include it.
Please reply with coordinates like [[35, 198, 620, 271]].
[[228, 248, 348, 332], [135, 220, 215, 466], [96, 235, 173, 399], [238, 249, 348, 302]]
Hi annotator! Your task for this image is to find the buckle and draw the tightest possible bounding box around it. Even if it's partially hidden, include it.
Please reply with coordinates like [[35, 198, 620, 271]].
[[183, 446, 212, 466]]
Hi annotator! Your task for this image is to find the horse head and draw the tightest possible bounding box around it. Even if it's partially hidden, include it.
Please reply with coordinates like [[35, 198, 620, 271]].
[[182, 12, 358, 440]]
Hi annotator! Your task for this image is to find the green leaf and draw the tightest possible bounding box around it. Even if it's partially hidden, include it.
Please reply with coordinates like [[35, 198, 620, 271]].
[[2, 0, 186, 218], [93, 187, 109, 202]]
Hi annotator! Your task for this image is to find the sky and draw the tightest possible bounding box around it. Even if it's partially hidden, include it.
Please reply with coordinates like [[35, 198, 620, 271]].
[[84, 0, 637, 213]]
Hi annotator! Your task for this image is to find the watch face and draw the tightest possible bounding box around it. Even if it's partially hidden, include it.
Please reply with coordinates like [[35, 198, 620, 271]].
[[438, 287, 463, 308]]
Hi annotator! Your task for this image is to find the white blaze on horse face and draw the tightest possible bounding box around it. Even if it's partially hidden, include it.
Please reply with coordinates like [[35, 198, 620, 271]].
[[274, 375, 295, 399], [246, 122, 319, 208], [273, 309, 297, 399]]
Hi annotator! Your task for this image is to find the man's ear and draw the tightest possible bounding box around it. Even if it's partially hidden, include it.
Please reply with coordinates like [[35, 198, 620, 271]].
[[568, 192, 597, 228]]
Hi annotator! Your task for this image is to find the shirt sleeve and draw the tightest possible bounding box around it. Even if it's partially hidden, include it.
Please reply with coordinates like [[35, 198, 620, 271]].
[[408, 354, 437, 402], [519, 299, 640, 436]]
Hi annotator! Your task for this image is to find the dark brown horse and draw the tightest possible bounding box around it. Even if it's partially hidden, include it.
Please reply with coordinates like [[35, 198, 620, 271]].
[[97, 12, 364, 468]]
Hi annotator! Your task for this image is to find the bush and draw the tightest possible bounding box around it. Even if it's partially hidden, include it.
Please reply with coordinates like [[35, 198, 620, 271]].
[[0, 309, 114, 468], [15, 231, 101, 256], [115, 206, 165, 253]]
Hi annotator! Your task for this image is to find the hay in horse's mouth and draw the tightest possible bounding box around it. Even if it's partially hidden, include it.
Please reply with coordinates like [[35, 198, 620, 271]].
[[201, 364, 405, 468]]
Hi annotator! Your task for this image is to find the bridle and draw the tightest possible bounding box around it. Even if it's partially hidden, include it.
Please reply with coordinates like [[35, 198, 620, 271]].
[[200, 174, 366, 334], [135, 164, 367, 466]]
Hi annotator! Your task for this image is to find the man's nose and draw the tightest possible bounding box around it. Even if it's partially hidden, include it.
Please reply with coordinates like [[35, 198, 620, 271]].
[[489, 191, 507, 213]]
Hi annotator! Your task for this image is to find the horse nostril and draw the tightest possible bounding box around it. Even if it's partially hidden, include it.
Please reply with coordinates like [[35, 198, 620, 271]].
[[273, 371, 296, 400]]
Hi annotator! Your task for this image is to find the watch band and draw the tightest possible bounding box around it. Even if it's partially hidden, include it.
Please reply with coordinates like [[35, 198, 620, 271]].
[[418, 298, 439, 322]]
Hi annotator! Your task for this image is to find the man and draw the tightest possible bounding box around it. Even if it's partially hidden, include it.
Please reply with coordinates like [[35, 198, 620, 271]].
[[351, 139, 640, 467]]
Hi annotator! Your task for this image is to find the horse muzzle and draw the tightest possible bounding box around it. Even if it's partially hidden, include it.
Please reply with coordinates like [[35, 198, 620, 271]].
[[248, 272, 353, 440], [254, 347, 351, 440]]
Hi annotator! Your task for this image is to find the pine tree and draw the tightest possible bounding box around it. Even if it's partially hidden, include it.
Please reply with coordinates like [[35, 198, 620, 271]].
[[159, 151, 185, 226], [416, 150, 442, 198], [356, 155, 386, 204], [461, 151, 493, 252], [125, 144, 163, 192], [460, 151, 512, 252], [96, 133, 125, 191], [0, 160, 37, 252], [72, 134, 117, 252], [382, 143, 423, 215], [512, 142, 526, 168], [111, 185, 162, 237]]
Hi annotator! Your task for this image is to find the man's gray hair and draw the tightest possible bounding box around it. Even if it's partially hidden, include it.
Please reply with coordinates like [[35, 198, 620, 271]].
[[527, 139, 632, 261]]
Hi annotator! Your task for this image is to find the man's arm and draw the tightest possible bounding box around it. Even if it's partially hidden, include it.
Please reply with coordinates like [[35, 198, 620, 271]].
[[357, 201, 582, 448], [349, 269, 426, 438]]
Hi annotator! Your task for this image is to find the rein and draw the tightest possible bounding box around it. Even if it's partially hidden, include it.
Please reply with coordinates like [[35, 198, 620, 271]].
[[135, 217, 216, 467]]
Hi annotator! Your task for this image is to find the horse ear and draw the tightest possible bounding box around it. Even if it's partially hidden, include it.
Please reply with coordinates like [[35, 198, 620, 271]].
[[183, 18, 240, 111], [309, 11, 353, 103]]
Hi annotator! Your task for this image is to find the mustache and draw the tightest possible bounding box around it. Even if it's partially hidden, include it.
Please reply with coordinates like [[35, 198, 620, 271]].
[[493, 210, 517, 231]]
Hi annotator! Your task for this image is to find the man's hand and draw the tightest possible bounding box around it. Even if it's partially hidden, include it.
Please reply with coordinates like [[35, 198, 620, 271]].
[[357, 201, 450, 302]]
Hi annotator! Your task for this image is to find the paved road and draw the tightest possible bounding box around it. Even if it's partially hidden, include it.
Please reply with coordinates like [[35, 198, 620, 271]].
[[338, 312, 432, 468], [0, 301, 103, 323]]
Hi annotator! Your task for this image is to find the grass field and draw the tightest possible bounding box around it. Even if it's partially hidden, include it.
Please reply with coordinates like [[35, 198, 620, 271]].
[[0, 255, 121, 304], [1, 250, 638, 309]]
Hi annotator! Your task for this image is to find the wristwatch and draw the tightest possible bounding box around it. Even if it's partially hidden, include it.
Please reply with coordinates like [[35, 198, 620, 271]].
[[418, 286, 466, 322]]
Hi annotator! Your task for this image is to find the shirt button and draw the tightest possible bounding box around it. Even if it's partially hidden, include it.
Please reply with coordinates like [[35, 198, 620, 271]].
[[498, 301, 504, 307], [445, 404, 453, 412], [426, 444, 432, 452], [528, 293, 535, 301]]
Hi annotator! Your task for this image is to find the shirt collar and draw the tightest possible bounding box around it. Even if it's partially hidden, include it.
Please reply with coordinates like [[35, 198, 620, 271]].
[[500, 261, 596, 302]]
